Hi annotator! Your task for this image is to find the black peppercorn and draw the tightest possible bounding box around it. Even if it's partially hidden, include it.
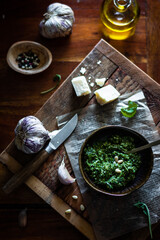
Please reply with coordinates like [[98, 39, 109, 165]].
[[16, 50, 40, 70]]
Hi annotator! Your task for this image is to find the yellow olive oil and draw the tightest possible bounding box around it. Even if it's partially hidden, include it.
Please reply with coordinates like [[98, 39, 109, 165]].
[[100, 0, 140, 40]]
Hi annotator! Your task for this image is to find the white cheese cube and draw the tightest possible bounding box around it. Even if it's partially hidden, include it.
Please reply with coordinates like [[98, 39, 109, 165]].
[[94, 84, 120, 105], [95, 78, 106, 87], [71, 76, 91, 97]]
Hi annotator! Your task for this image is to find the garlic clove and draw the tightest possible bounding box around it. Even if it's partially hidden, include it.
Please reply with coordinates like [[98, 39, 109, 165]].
[[58, 158, 76, 185]]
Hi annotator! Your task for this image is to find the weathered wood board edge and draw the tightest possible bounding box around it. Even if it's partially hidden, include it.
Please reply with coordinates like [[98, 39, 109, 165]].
[[97, 39, 160, 125], [97, 39, 160, 95], [0, 151, 96, 240]]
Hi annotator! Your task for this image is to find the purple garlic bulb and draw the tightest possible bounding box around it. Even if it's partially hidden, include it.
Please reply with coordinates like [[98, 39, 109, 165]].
[[39, 3, 75, 39], [14, 116, 50, 154]]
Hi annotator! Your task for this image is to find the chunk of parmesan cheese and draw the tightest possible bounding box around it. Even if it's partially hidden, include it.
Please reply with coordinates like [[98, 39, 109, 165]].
[[95, 78, 106, 87], [94, 84, 120, 105], [71, 76, 91, 97]]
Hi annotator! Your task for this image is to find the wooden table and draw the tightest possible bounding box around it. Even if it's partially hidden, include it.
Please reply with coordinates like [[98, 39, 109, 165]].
[[0, 0, 160, 239]]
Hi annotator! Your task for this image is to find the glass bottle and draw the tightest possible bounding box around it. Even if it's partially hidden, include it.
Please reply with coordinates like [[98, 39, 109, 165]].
[[100, 0, 140, 40]]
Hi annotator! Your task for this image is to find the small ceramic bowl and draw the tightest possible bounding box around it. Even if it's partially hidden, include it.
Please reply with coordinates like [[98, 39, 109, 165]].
[[79, 125, 153, 196], [6, 41, 52, 75]]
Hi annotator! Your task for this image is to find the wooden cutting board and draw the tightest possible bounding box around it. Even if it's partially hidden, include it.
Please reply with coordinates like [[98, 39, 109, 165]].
[[1, 39, 160, 240]]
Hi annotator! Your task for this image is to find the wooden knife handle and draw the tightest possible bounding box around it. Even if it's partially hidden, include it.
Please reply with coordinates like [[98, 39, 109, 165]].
[[3, 149, 50, 194]]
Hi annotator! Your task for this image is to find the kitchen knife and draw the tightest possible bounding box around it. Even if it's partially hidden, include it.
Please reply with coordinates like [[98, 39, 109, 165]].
[[3, 114, 78, 194]]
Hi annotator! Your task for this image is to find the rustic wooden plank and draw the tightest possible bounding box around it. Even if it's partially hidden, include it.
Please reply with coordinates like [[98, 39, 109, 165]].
[[108, 67, 141, 94], [0, 162, 45, 204], [107, 67, 160, 125], [0, 151, 96, 240], [142, 88, 160, 125], [97, 40, 160, 96], [96, 39, 160, 125]]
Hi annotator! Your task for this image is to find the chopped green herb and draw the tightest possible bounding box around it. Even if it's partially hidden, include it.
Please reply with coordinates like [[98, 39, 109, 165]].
[[121, 101, 138, 118], [134, 201, 153, 239], [40, 74, 61, 95], [83, 135, 141, 190]]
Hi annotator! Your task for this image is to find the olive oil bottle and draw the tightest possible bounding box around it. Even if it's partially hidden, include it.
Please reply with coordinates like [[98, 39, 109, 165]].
[[100, 0, 140, 40]]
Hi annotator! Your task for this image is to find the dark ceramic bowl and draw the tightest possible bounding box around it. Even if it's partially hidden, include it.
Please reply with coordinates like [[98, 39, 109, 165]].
[[79, 125, 153, 196]]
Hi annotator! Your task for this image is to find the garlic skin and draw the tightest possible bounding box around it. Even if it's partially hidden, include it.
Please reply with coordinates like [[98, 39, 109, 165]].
[[14, 116, 50, 154], [58, 158, 76, 185], [39, 3, 75, 39]]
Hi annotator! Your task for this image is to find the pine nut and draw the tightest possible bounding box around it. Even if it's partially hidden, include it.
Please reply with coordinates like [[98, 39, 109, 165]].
[[80, 204, 85, 211], [65, 209, 71, 214], [72, 195, 78, 200], [118, 160, 123, 164], [114, 156, 119, 162], [115, 168, 121, 173]]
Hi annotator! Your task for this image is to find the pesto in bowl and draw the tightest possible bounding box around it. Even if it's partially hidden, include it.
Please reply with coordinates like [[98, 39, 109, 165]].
[[79, 126, 153, 196], [83, 135, 141, 191]]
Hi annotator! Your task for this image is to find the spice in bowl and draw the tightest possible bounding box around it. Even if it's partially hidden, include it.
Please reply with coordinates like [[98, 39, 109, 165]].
[[16, 50, 40, 70]]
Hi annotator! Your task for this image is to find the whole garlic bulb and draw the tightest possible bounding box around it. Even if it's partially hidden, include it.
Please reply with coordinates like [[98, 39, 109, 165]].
[[39, 3, 75, 39], [14, 116, 50, 154]]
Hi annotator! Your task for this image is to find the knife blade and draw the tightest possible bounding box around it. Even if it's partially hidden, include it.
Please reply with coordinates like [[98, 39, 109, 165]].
[[3, 114, 78, 194], [45, 114, 78, 154]]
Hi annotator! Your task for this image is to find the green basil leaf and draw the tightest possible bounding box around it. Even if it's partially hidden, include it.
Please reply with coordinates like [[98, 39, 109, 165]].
[[121, 100, 138, 118]]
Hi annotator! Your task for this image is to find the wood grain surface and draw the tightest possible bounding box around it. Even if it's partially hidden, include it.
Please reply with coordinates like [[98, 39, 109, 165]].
[[1, 0, 160, 240]]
